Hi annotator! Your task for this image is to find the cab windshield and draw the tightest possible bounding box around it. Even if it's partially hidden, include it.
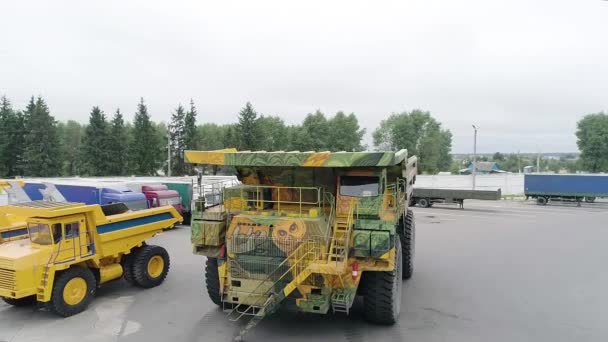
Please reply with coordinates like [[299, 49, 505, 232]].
[[28, 223, 53, 245], [340, 176, 380, 197], [159, 197, 180, 206]]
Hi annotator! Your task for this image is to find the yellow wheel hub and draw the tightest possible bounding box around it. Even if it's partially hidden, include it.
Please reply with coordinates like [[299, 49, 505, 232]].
[[63, 277, 87, 306], [147, 255, 164, 278]]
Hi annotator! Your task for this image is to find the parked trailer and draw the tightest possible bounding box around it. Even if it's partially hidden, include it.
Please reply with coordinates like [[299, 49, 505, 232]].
[[524, 174, 608, 205], [22, 182, 149, 210], [412, 188, 501, 208]]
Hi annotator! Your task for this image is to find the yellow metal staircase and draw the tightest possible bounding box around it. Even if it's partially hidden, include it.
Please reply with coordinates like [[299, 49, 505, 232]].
[[227, 201, 355, 341]]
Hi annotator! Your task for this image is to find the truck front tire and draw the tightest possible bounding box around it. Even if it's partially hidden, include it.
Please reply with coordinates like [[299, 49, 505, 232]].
[[361, 235, 403, 325], [205, 257, 222, 306], [2, 296, 36, 307], [48, 266, 96, 317], [537, 197, 548, 205], [132, 245, 170, 288], [400, 210, 415, 280]]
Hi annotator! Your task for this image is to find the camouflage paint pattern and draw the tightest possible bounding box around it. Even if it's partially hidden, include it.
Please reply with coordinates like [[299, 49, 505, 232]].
[[185, 149, 408, 168], [186, 149, 417, 320]]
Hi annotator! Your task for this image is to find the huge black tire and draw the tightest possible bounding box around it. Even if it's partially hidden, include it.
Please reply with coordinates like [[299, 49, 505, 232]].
[[537, 197, 548, 205], [205, 257, 222, 306], [400, 210, 415, 280], [362, 235, 403, 325], [132, 245, 170, 288], [2, 296, 36, 307], [48, 266, 97, 317], [122, 251, 137, 285]]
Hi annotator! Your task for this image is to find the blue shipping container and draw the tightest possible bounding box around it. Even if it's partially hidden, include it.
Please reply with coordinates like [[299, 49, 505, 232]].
[[524, 174, 608, 197]]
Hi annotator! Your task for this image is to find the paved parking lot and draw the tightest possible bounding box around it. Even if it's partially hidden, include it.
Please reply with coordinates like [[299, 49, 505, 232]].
[[2, 199, 608, 342]]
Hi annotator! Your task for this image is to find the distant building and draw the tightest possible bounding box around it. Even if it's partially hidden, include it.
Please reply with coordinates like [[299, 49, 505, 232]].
[[523, 165, 535, 174], [459, 162, 504, 175]]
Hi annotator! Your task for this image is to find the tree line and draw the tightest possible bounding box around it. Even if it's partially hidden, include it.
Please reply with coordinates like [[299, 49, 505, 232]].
[[0, 96, 454, 177]]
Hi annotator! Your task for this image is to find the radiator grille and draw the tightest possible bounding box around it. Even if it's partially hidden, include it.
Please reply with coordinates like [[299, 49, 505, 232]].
[[0, 268, 16, 291]]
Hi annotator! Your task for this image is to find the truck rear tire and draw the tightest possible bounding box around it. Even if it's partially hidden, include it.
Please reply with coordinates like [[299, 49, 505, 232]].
[[122, 251, 137, 285], [585, 197, 596, 203], [205, 257, 222, 306], [361, 235, 402, 325], [132, 245, 170, 288], [48, 266, 96, 317], [536, 197, 548, 205], [2, 296, 36, 307], [417, 198, 430, 208], [400, 210, 415, 280]]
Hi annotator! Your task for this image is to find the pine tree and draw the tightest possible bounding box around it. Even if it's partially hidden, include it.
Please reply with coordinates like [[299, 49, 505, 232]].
[[236, 102, 260, 150], [183, 99, 198, 174], [57, 120, 84, 176], [22, 96, 61, 176], [79, 106, 111, 176], [107, 109, 129, 175], [168, 104, 186, 175], [129, 98, 161, 175], [223, 125, 236, 148], [0, 96, 11, 176]]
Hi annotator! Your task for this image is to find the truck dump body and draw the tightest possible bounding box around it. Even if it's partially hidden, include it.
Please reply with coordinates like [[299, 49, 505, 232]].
[[524, 174, 608, 197]]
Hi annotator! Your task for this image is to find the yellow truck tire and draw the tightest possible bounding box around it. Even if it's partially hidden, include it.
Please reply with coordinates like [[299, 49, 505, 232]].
[[361, 235, 403, 325], [205, 257, 222, 306], [122, 250, 138, 285], [48, 266, 97, 317], [132, 245, 170, 288], [400, 210, 415, 280], [2, 296, 36, 307]]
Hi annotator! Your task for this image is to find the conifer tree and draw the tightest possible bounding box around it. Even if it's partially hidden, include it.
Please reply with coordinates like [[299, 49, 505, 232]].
[[80, 106, 111, 175], [183, 99, 199, 173], [168, 104, 186, 175], [22, 96, 61, 176], [0, 96, 12, 176], [107, 109, 129, 175], [236, 102, 260, 150], [129, 98, 161, 175]]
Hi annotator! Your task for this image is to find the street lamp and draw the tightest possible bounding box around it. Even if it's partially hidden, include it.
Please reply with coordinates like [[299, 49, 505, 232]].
[[472, 125, 478, 190], [167, 133, 172, 177]]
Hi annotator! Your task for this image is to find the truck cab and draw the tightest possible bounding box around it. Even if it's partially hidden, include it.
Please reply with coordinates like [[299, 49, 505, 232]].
[[142, 185, 184, 214]]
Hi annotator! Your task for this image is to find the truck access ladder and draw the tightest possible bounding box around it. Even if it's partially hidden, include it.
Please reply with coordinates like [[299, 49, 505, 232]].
[[228, 202, 354, 341], [227, 240, 320, 341]]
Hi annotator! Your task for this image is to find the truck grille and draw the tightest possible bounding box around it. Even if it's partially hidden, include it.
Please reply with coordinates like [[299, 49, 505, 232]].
[[0, 258, 14, 269], [0, 268, 16, 291]]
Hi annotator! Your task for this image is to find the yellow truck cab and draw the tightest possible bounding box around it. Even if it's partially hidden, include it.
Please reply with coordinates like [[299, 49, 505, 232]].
[[0, 201, 182, 316]]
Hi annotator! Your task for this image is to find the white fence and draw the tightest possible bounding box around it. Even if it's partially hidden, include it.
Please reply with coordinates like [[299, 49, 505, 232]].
[[415, 174, 524, 195]]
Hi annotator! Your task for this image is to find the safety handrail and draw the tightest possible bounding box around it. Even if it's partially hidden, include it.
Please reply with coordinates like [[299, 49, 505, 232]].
[[224, 185, 324, 217], [226, 239, 320, 320]]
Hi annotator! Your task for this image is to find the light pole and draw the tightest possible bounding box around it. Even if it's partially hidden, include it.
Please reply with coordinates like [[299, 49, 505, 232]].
[[167, 134, 172, 177], [472, 125, 478, 190]]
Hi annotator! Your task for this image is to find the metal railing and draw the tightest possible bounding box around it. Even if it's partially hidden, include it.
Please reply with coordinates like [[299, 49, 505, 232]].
[[226, 239, 322, 320], [223, 185, 326, 218]]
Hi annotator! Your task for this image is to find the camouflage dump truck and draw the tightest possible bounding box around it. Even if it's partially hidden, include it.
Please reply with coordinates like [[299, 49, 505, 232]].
[[185, 149, 417, 337]]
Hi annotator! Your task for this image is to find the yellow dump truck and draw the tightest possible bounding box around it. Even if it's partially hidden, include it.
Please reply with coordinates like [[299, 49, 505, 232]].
[[0, 201, 182, 316]]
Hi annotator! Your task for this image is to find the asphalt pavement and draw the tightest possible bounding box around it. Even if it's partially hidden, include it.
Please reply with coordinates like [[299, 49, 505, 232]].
[[1, 199, 607, 342]]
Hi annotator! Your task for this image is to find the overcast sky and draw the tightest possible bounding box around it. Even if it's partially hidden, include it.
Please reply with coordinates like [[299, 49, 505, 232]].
[[1, 0, 606, 153]]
